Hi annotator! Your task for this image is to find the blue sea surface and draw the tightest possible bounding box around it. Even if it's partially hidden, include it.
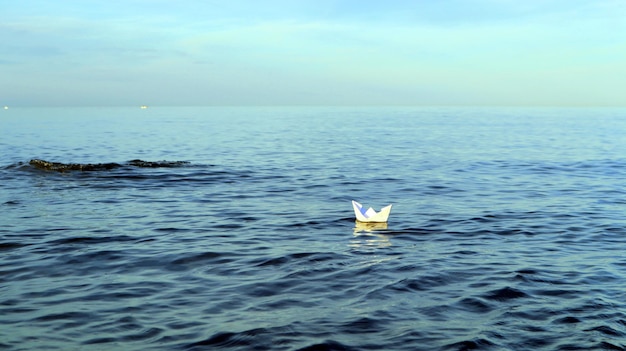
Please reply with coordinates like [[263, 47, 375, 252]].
[[2, 106, 626, 350]]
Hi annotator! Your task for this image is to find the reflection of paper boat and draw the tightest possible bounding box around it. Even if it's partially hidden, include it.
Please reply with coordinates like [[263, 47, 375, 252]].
[[354, 221, 388, 233], [352, 200, 392, 223]]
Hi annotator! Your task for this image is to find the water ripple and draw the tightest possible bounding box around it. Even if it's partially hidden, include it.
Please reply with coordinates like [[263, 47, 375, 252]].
[[3, 107, 626, 350]]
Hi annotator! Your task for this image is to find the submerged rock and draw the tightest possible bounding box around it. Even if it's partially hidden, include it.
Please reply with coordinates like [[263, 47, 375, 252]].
[[126, 159, 190, 168], [29, 159, 120, 172], [29, 159, 189, 172]]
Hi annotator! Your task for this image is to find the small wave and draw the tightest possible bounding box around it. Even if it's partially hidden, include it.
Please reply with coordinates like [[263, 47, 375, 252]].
[[296, 340, 359, 351], [48, 235, 137, 246], [583, 325, 625, 337], [185, 326, 297, 350], [339, 317, 382, 334], [389, 276, 449, 292], [552, 316, 582, 324], [455, 297, 493, 314], [0, 241, 29, 251], [27, 159, 191, 172], [32, 311, 94, 322], [169, 251, 228, 266], [118, 327, 164, 342], [441, 338, 497, 351], [482, 287, 529, 301]]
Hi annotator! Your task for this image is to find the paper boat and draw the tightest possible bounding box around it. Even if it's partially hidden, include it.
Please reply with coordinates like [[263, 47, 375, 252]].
[[352, 200, 392, 223]]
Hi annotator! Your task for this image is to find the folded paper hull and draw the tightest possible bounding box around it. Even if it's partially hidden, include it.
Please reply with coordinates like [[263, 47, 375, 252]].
[[352, 200, 392, 223]]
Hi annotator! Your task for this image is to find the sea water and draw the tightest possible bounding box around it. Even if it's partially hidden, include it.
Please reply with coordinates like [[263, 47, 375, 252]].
[[1, 106, 626, 350]]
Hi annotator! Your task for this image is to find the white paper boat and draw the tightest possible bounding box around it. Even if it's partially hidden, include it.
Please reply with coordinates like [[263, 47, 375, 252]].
[[352, 200, 392, 223]]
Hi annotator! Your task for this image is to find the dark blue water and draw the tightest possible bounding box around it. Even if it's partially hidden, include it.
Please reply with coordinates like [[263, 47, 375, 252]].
[[2, 106, 626, 350]]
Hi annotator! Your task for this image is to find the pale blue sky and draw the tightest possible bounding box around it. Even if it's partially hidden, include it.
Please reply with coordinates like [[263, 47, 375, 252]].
[[2, 0, 625, 106]]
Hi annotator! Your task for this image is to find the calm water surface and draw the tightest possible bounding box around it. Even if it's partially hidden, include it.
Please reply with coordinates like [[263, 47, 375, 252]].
[[2, 106, 626, 350]]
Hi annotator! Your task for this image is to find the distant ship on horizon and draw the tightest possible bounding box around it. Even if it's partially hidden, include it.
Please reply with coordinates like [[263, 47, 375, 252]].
[[140, 105, 148, 109]]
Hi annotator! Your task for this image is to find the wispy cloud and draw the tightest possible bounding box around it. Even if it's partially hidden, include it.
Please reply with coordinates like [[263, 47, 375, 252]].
[[1, 0, 624, 106]]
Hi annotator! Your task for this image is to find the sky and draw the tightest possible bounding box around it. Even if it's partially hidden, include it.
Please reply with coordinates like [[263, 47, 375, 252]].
[[1, 0, 625, 106]]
